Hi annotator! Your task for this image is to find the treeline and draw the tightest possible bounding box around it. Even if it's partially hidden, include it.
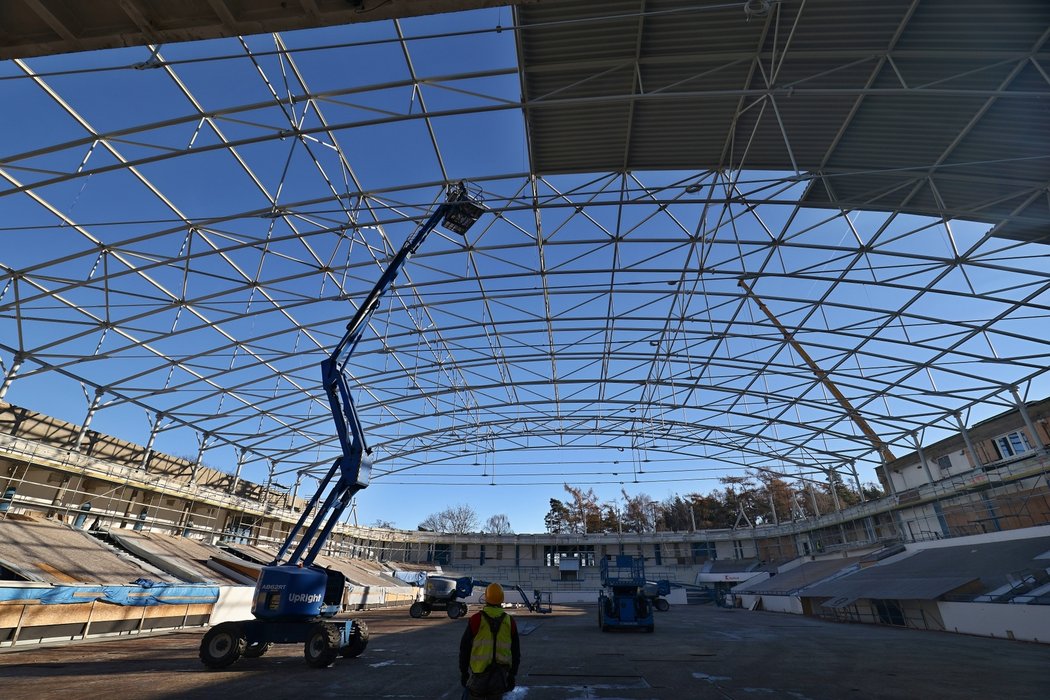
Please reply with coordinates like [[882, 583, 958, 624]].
[[544, 471, 883, 534]]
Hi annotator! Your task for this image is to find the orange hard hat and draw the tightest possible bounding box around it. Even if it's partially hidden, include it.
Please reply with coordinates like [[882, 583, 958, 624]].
[[485, 582, 504, 605]]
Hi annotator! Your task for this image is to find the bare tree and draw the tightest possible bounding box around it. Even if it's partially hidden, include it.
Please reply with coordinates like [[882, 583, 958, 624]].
[[621, 489, 656, 532], [563, 484, 601, 533], [447, 504, 480, 532], [485, 513, 513, 534], [418, 504, 479, 533]]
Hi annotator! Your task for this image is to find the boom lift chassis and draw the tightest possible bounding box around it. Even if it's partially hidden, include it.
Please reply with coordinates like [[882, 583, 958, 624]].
[[199, 183, 484, 669]]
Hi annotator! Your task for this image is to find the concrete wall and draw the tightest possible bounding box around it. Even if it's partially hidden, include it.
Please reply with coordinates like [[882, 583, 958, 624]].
[[938, 601, 1048, 643], [907, 523, 1050, 550], [1, 588, 214, 647], [886, 397, 1050, 493], [717, 592, 1050, 645]]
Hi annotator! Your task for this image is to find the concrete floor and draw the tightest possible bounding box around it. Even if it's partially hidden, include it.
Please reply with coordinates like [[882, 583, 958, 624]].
[[2, 604, 1048, 699]]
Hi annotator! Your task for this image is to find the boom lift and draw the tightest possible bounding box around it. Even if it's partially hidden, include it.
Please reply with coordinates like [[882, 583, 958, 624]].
[[199, 183, 484, 669], [411, 575, 477, 619], [408, 576, 552, 619], [642, 579, 672, 612]]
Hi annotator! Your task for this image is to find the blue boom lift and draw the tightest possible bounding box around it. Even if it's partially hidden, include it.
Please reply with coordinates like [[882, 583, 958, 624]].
[[597, 555, 655, 632], [199, 183, 484, 669]]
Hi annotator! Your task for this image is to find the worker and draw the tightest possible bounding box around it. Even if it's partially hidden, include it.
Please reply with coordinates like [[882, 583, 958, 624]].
[[459, 582, 520, 699]]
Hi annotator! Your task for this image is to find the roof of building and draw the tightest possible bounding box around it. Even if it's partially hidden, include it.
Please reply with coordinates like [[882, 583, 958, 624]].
[[735, 556, 862, 595], [519, 0, 1050, 243], [0, 515, 172, 585], [801, 535, 1050, 601]]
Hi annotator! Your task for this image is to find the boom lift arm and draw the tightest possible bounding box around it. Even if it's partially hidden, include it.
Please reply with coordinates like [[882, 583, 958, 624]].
[[269, 182, 483, 573], [200, 182, 483, 670]]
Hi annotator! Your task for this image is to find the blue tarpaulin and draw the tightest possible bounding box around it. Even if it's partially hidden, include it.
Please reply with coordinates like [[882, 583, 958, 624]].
[[0, 581, 220, 606]]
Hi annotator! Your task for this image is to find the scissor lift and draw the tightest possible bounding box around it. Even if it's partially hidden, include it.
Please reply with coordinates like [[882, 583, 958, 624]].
[[597, 555, 654, 632]]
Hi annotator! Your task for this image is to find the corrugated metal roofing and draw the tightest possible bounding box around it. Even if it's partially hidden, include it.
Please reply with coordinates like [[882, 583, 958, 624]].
[[735, 556, 861, 595], [518, 0, 1050, 243], [803, 574, 978, 601], [0, 0, 515, 60]]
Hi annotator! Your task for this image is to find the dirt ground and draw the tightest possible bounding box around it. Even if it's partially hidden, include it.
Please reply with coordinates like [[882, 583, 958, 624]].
[[2, 604, 1049, 699]]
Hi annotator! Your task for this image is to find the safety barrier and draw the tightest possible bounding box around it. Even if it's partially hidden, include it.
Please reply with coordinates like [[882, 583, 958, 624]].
[[0, 582, 219, 647]]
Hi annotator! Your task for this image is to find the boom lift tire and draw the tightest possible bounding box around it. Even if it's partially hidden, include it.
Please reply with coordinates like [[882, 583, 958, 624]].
[[199, 622, 246, 669], [340, 620, 370, 658], [447, 602, 467, 619], [304, 623, 341, 668], [654, 598, 670, 612], [409, 602, 425, 618], [243, 641, 273, 658]]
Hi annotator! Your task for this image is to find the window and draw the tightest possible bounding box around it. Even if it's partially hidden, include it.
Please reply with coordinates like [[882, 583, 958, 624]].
[[692, 542, 716, 562], [496, 544, 503, 560], [460, 544, 468, 561], [935, 455, 952, 472], [994, 430, 1032, 459], [544, 545, 596, 567], [432, 544, 451, 565]]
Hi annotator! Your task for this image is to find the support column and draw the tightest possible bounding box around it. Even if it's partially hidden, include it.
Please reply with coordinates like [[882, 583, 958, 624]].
[[120, 489, 138, 527], [850, 461, 864, 500], [864, 516, 877, 542], [289, 471, 303, 508], [807, 481, 821, 517], [953, 410, 983, 469], [191, 431, 210, 483], [1010, 386, 1042, 451], [262, 461, 275, 508], [231, 447, 248, 496], [0, 352, 24, 400], [912, 431, 935, 484], [75, 388, 104, 451], [882, 458, 897, 496], [827, 469, 841, 512], [141, 413, 162, 472]]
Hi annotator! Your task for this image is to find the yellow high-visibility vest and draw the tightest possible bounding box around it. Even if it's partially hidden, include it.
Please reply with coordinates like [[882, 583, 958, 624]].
[[469, 606, 512, 673]]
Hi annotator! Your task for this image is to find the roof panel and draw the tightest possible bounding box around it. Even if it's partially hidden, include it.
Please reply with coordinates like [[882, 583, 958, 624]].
[[518, 0, 1050, 242]]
